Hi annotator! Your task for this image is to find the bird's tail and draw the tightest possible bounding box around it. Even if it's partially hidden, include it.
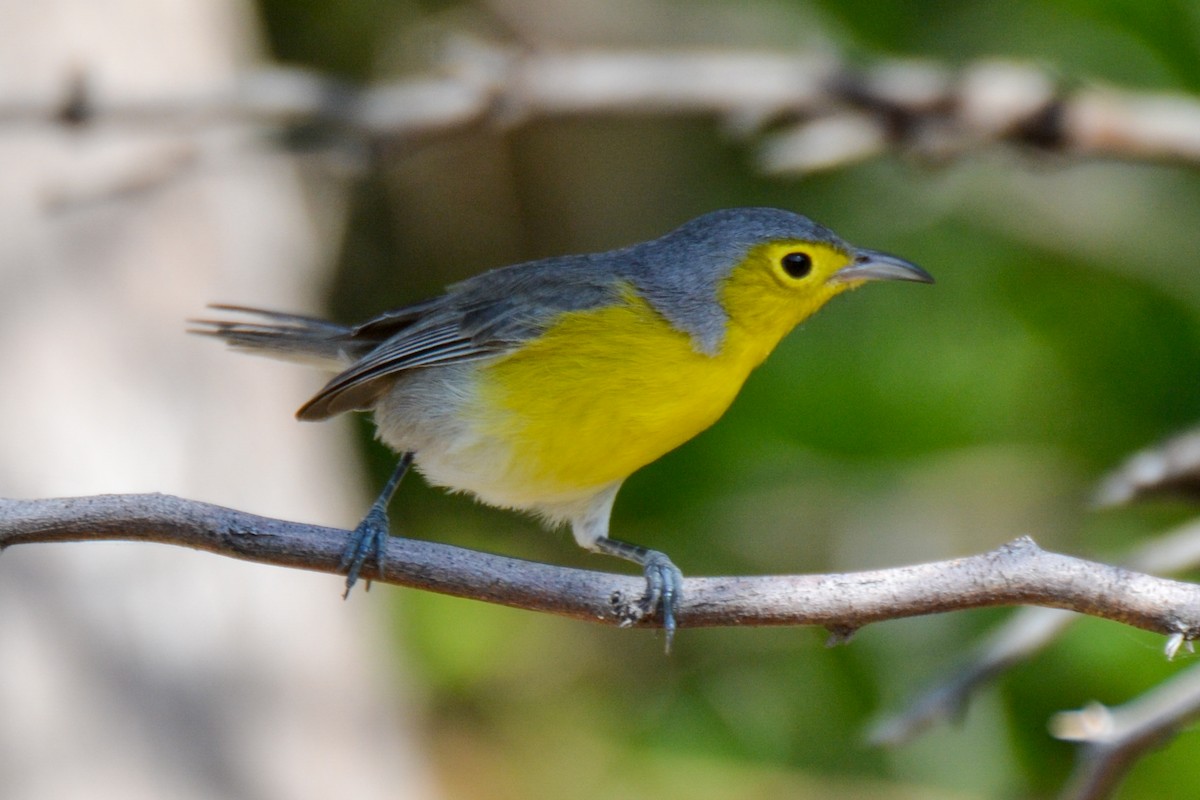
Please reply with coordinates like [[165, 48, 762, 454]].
[[189, 305, 359, 369]]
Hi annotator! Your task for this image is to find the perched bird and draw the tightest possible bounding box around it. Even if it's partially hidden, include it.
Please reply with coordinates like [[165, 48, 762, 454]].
[[194, 207, 932, 646]]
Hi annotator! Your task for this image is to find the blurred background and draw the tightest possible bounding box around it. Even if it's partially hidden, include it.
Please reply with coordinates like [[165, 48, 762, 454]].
[[4, 0, 1200, 798]]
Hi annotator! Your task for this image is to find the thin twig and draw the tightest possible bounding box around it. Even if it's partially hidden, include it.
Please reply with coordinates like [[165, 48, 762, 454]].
[[4, 494, 1200, 637]]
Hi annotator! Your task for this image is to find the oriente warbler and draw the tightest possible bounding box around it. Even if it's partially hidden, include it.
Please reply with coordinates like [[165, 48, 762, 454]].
[[195, 207, 932, 644]]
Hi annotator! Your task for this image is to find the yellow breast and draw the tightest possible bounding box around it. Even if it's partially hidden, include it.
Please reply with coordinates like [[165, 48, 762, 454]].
[[472, 285, 783, 496]]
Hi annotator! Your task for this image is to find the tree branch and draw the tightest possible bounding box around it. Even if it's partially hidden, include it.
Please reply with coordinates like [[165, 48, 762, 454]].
[[5, 494, 1200, 638], [11, 40, 1200, 179]]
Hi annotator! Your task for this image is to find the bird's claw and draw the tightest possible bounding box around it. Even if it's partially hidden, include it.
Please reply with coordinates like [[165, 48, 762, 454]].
[[339, 505, 391, 597], [639, 551, 684, 652]]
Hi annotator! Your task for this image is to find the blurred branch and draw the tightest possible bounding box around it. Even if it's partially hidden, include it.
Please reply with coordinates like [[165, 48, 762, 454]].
[[1094, 424, 1200, 507], [12, 39, 1200, 177], [870, 605, 1078, 746], [1051, 664, 1200, 800], [6, 494, 1200, 638]]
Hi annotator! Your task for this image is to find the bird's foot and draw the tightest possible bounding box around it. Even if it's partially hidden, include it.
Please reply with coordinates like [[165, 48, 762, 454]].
[[598, 537, 684, 652], [638, 550, 684, 652], [338, 505, 391, 598]]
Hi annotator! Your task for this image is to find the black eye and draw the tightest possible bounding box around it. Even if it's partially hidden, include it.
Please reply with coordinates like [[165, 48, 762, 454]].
[[781, 251, 812, 279]]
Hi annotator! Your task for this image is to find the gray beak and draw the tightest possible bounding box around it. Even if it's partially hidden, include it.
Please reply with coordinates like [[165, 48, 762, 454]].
[[830, 248, 934, 284]]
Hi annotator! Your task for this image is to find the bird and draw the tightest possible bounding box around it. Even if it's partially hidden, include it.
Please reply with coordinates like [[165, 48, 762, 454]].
[[193, 207, 932, 648]]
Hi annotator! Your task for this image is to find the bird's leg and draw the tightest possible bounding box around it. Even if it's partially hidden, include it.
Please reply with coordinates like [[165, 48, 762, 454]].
[[339, 451, 414, 597], [593, 536, 684, 651]]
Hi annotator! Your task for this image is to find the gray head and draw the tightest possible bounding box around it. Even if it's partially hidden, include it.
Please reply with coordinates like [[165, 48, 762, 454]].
[[649, 207, 847, 253], [615, 208, 848, 353]]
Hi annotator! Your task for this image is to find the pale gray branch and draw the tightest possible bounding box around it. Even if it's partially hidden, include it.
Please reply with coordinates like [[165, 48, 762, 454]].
[[5, 494, 1200, 637], [10, 40, 1200, 179]]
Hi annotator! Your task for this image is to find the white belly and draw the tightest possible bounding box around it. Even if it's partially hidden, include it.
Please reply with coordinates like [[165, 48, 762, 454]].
[[369, 363, 613, 527]]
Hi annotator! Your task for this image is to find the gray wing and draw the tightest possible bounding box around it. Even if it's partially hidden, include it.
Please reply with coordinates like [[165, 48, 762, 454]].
[[297, 254, 621, 420]]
